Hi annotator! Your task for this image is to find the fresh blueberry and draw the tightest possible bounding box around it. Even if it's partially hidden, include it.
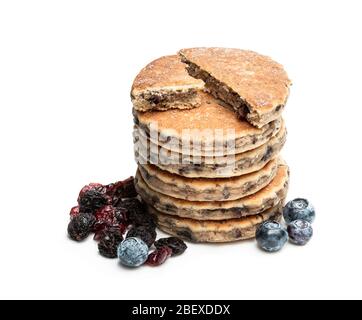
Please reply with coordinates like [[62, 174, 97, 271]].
[[117, 237, 149, 267], [256, 221, 288, 253], [283, 198, 315, 224], [287, 220, 313, 245]]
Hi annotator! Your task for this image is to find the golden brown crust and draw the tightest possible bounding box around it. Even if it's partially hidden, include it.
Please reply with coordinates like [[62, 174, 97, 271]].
[[149, 203, 283, 243], [138, 158, 279, 202], [179, 48, 291, 127], [135, 163, 289, 220]]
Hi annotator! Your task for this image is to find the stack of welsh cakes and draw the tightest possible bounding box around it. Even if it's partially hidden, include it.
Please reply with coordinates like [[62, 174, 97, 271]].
[[131, 48, 291, 243]]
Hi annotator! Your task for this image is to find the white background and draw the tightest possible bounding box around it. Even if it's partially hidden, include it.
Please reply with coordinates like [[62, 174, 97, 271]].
[[0, 0, 361, 300]]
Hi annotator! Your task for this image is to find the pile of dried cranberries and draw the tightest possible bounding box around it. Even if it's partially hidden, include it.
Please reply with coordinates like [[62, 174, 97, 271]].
[[67, 177, 187, 267]]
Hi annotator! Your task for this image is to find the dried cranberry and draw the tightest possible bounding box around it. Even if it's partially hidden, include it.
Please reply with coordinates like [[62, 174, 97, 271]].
[[97, 228, 123, 258], [118, 198, 156, 229], [154, 237, 187, 256], [78, 189, 111, 214], [95, 205, 117, 224], [114, 206, 129, 224], [116, 197, 143, 211], [106, 177, 137, 205], [93, 205, 128, 235], [69, 206, 80, 219], [126, 226, 156, 247], [94, 222, 127, 241], [93, 229, 105, 242], [146, 246, 172, 266], [130, 211, 156, 229], [67, 212, 96, 241], [77, 183, 105, 202]]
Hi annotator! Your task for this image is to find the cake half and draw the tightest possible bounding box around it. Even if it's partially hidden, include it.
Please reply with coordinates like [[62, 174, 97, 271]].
[[179, 48, 291, 128], [131, 55, 204, 112]]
